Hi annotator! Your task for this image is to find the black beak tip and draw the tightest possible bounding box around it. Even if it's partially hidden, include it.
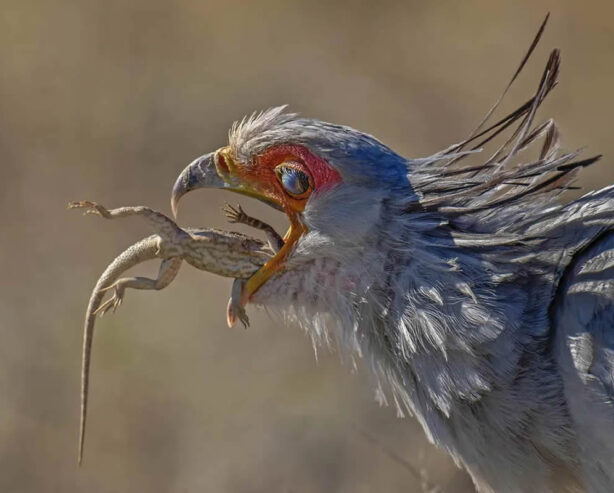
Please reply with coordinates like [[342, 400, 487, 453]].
[[170, 152, 225, 218], [171, 173, 189, 218]]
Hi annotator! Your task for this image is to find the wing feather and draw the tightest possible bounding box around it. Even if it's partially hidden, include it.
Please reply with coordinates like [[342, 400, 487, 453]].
[[553, 229, 614, 491]]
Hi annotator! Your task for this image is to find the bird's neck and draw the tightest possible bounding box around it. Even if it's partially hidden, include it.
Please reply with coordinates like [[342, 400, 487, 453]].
[[253, 202, 574, 482], [256, 206, 538, 407]]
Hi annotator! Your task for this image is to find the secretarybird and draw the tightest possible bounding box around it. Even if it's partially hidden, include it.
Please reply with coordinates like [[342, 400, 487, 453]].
[[78, 17, 614, 493]]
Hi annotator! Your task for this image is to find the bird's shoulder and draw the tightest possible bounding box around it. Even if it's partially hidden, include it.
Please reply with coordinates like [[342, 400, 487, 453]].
[[551, 224, 614, 487], [553, 227, 614, 385]]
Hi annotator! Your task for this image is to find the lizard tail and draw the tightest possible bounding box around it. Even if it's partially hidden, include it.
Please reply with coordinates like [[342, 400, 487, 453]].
[[78, 236, 160, 465]]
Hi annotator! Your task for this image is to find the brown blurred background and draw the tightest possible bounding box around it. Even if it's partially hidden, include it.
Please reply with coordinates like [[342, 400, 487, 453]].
[[2, 1, 614, 491]]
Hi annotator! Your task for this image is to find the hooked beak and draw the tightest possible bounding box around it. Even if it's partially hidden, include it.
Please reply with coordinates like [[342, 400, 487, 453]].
[[172, 149, 283, 218], [171, 147, 305, 320], [171, 152, 228, 218]]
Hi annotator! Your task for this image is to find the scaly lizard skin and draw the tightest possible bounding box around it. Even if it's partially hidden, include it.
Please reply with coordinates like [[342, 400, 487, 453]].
[[69, 201, 281, 465]]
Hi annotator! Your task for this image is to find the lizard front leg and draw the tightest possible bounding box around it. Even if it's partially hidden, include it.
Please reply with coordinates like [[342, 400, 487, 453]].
[[222, 204, 281, 328], [226, 278, 249, 328], [223, 203, 284, 253]]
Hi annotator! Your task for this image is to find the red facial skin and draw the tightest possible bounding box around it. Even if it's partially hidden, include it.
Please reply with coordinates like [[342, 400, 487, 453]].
[[226, 144, 342, 214], [217, 143, 343, 308]]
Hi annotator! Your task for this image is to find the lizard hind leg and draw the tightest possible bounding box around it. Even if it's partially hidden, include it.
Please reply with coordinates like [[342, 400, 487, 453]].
[[95, 258, 183, 316], [68, 201, 185, 244]]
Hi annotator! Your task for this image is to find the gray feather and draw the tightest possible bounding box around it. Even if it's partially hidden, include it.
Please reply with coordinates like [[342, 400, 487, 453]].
[[222, 18, 614, 493]]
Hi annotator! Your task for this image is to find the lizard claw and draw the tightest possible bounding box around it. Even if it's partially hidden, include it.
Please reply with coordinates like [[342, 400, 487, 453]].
[[94, 283, 126, 316], [223, 203, 246, 224], [226, 278, 249, 328], [226, 298, 249, 328], [68, 200, 94, 209], [68, 201, 111, 218]]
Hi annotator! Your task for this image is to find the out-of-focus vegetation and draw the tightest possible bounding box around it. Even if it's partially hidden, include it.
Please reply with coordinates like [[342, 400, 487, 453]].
[[2, 1, 614, 491]]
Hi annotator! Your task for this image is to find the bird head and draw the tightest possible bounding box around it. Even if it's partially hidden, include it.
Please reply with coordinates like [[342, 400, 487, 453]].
[[170, 64, 595, 417], [171, 107, 415, 324], [168, 46, 608, 478]]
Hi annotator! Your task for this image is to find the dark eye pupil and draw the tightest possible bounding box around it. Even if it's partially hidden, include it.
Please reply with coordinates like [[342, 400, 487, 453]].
[[280, 167, 309, 195]]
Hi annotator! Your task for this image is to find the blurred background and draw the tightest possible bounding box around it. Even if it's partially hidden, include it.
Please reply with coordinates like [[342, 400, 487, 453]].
[[2, 1, 614, 491]]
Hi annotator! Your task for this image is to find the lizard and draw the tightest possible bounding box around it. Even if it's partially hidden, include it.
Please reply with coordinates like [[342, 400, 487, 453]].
[[68, 200, 284, 465]]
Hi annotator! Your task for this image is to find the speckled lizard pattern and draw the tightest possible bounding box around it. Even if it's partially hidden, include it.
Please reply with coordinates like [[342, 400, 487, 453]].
[[69, 200, 282, 465]]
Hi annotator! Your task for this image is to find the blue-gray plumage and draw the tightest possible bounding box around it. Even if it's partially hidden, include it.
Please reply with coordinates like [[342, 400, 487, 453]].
[[170, 37, 614, 493]]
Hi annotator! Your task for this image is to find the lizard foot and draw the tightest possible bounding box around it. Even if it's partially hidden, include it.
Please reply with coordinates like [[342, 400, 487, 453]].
[[223, 203, 247, 224], [68, 201, 111, 218], [226, 278, 250, 328], [222, 202, 284, 253], [94, 282, 126, 316]]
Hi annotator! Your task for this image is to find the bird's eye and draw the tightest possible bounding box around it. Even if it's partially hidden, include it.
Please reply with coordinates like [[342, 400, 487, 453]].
[[275, 164, 311, 197]]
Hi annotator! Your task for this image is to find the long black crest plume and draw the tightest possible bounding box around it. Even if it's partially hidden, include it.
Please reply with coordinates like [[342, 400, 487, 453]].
[[410, 13, 601, 218]]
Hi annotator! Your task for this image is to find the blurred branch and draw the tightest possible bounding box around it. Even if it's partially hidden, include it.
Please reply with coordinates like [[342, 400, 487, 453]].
[[348, 421, 444, 493]]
